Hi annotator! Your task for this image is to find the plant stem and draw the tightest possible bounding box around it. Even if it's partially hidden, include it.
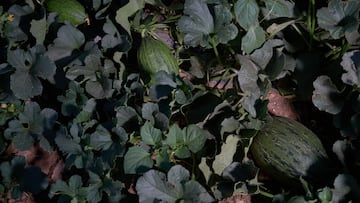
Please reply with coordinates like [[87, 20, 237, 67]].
[[210, 37, 222, 65], [307, 0, 316, 50], [259, 190, 274, 198]]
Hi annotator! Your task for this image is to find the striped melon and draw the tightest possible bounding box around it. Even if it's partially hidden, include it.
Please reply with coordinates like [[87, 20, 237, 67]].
[[250, 116, 330, 186]]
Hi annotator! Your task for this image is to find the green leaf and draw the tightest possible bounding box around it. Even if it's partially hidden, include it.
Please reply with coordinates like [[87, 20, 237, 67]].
[[178, 0, 214, 48], [234, 0, 259, 30], [237, 55, 261, 116], [55, 126, 83, 156], [140, 121, 162, 146], [30, 13, 47, 44], [213, 4, 238, 45], [101, 18, 131, 52], [8, 45, 56, 99], [47, 24, 85, 61], [85, 77, 114, 99], [250, 39, 283, 70], [340, 50, 360, 87], [57, 81, 88, 117], [241, 24, 266, 54], [89, 125, 113, 151], [116, 106, 140, 127], [0, 156, 26, 187], [66, 54, 101, 81], [123, 146, 153, 174], [165, 124, 206, 158], [262, 0, 295, 19], [212, 135, 240, 175], [5, 102, 57, 150], [136, 165, 214, 203], [332, 174, 360, 203], [317, 187, 332, 202], [49, 175, 87, 201], [317, 0, 360, 39], [183, 124, 207, 154], [115, 0, 145, 38], [86, 171, 125, 203], [312, 75, 344, 114]]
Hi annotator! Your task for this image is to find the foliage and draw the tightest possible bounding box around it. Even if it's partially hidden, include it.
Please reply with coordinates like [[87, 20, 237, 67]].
[[0, 0, 359, 202]]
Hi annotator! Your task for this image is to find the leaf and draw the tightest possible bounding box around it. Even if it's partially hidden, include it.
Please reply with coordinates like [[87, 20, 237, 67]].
[[140, 121, 162, 146], [165, 124, 207, 158], [89, 125, 113, 151], [213, 4, 238, 45], [123, 146, 153, 174], [101, 18, 131, 52], [55, 126, 83, 156], [183, 124, 207, 154], [178, 0, 214, 48], [234, 0, 259, 30], [241, 24, 266, 54], [262, 0, 296, 19], [5, 102, 57, 151], [30, 13, 47, 44], [317, 0, 360, 39], [212, 135, 240, 175], [47, 24, 85, 61], [237, 55, 261, 116], [340, 50, 360, 87], [0, 156, 48, 195], [57, 81, 88, 117], [136, 165, 214, 203], [332, 140, 350, 167], [332, 174, 360, 203], [115, 106, 140, 128], [266, 20, 296, 38], [49, 175, 87, 201], [66, 54, 101, 81], [85, 77, 114, 99], [8, 45, 56, 99], [312, 75, 344, 114], [115, 0, 145, 38], [250, 39, 283, 70]]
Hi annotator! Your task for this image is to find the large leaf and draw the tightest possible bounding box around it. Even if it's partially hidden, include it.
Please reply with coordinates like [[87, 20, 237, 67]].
[[234, 0, 259, 30], [237, 55, 261, 116], [213, 4, 238, 46], [241, 24, 266, 54], [312, 75, 344, 114], [317, 0, 360, 39], [4, 102, 57, 151], [178, 0, 214, 48], [340, 50, 360, 87], [212, 135, 241, 175], [8, 45, 56, 99], [55, 126, 83, 156], [49, 175, 87, 201], [47, 24, 85, 61], [101, 18, 131, 52], [115, 0, 146, 38], [136, 165, 214, 203], [262, 0, 296, 19], [66, 54, 101, 81], [140, 121, 162, 146], [164, 124, 207, 158], [89, 125, 113, 151], [123, 146, 153, 174]]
